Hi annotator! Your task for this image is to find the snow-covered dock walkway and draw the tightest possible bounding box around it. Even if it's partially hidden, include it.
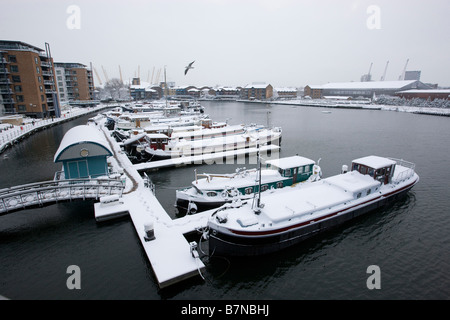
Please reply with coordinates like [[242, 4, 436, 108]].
[[96, 123, 208, 288]]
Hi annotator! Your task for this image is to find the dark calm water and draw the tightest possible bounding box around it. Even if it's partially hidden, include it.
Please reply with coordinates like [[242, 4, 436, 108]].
[[1, 101, 449, 300]]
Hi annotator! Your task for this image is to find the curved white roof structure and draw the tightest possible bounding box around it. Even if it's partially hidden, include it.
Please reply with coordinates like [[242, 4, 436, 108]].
[[54, 125, 112, 162]]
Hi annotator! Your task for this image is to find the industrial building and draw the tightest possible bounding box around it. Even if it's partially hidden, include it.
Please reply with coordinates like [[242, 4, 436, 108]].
[[396, 89, 450, 101], [304, 80, 431, 99]]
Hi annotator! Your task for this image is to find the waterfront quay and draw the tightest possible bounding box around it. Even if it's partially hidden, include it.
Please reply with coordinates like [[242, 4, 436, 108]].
[[0, 104, 112, 154]]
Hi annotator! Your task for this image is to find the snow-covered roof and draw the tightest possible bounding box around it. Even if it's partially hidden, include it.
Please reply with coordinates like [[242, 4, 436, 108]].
[[244, 83, 271, 89], [397, 89, 450, 94], [352, 155, 396, 169], [325, 171, 380, 194], [265, 155, 315, 169], [54, 125, 112, 162], [275, 87, 298, 92], [308, 80, 419, 90]]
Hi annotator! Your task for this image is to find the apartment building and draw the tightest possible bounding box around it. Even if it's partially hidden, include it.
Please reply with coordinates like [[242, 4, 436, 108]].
[[240, 83, 273, 100], [0, 40, 60, 118], [54, 62, 94, 103]]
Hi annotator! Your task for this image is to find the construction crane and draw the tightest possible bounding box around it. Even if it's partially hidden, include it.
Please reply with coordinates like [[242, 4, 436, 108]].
[[361, 62, 373, 82], [119, 65, 123, 83], [368, 62, 373, 78], [101, 65, 109, 82], [93, 67, 102, 86], [399, 59, 409, 80], [380, 61, 389, 81]]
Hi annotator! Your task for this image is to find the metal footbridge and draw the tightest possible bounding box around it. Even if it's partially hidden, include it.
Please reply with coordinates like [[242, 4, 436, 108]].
[[0, 178, 125, 214]]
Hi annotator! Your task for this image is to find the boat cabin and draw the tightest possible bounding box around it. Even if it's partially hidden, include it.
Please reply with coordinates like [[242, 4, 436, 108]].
[[351, 155, 396, 184], [265, 156, 316, 184], [54, 125, 113, 179], [145, 133, 169, 150]]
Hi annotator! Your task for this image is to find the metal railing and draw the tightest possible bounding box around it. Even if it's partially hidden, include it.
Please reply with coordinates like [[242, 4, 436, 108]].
[[0, 178, 125, 214], [389, 157, 416, 183]]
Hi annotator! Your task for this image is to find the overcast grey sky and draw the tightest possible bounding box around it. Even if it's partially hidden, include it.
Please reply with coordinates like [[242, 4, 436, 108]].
[[1, 0, 449, 87]]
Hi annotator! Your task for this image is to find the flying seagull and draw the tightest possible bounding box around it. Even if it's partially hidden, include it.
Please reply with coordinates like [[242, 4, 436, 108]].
[[184, 60, 195, 75]]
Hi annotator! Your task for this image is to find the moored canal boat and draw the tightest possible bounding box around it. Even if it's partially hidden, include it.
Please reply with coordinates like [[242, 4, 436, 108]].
[[207, 155, 419, 256]]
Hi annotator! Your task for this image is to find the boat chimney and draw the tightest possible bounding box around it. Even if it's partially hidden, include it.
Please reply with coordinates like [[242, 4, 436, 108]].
[[341, 165, 348, 174]]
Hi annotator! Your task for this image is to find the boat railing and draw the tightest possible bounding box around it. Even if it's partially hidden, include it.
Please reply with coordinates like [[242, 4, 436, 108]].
[[388, 157, 416, 183]]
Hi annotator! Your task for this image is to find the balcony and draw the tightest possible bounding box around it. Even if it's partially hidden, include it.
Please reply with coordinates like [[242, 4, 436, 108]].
[[0, 88, 13, 94], [0, 78, 11, 84]]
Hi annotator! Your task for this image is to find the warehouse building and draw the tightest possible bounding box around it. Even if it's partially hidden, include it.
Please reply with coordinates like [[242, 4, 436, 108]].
[[304, 80, 431, 99]]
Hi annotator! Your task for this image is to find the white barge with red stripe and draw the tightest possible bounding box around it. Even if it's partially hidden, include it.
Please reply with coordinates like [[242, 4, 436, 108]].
[[207, 156, 419, 256]]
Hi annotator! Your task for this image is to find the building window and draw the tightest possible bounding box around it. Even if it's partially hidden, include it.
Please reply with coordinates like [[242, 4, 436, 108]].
[[16, 95, 24, 102], [38, 76, 42, 83], [36, 67, 40, 74], [8, 55, 17, 63], [18, 105, 26, 112], [10, 65, 19, 73], [41, 95, 45, 102], [12, 75, 21, 83], [39, 86, 43, 92], [14, 85, 22, 92]]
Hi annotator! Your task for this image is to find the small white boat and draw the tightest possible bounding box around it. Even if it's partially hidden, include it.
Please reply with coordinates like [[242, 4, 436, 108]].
[[144, 126, 282, 161], [176, 155, 321, 214]]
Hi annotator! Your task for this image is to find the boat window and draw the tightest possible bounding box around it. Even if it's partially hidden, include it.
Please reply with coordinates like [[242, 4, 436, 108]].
[[284, 169, 291, 177], [368, 168, 374, 177], [207, 191, 217, 197], [293, 168, 297, 174], [245, 187, 253, 195], [367, 189, 371, 195], [276, 182, 284, 188], [261, 185, 269, 191], [353, 163, 359, 171], [356, 192, 362, 199], [298, 166, 303, 174], [305, 165, 310, 173]]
